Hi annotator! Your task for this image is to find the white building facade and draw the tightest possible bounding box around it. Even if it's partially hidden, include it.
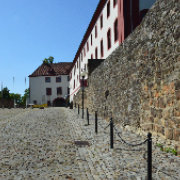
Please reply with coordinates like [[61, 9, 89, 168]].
[[29, 63, 72, 106], [69, 0, 156, 102]]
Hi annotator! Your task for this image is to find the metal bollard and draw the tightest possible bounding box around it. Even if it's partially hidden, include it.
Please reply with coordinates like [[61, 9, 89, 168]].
[[147, 133, 152, 180], [95, 111, 98, 134], [87, 108, 89, 125], [82, 107, 84, 119], [78, 104, 79, 114], [110, 117, 114, 149]]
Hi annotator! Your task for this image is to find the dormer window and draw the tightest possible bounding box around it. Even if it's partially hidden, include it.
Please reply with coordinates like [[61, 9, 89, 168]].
[[107, 1, 110, 18], [56, 76, 61, 82], [45, 77, 51, 83], [95, 25, 98, 38]]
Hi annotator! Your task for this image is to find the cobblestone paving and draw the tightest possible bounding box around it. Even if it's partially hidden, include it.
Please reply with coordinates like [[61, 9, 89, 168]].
[[68, 108, 180, 180], [0, 108, 179, 180], [0, 108, 84, 179]]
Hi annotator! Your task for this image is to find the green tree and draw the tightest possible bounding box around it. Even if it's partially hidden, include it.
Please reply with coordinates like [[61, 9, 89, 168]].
[[43, 56, 54, 64], [21, 88, 30, 106], [10, 93, 22, 104], [1, 87, 10, 99]]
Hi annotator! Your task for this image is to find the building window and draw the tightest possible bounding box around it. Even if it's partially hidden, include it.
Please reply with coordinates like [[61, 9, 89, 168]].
[[91, 34, 93, 45], [67, 88, 70, 95], [107, 29, 111, 49], [81, 52, 83, 61], [84, 48, 86, 56], [113, 0, 117, 7], [67, 75, 70, 81], [100, 39, 104, 58], [91, 54, 93, 59], [45, 77, 51, 83], [95, 25, 97, 38], [114, 19, 118, 42], [56, 76, 61, 82], [95, 47, 98, 59], [46, 88, 52, 95], [87, 42, 89, 52], [107, 1, 110, 18], [74, 66, 76, 75], [33, 100, 37, 105], [57, 87, 62, 95], [100, 14, 103, 28]]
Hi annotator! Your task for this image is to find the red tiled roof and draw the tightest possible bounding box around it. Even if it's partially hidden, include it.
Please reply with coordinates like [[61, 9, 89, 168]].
[[29, 62, 73, 77]]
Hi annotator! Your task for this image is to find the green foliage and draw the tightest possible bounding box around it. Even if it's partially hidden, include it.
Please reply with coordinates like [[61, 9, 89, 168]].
[[0, 87, 10, 99], [21, 88, 30, 106], [156, 143, 163, 151], [164, 147, 177, 155], [43, 56, 54, 64], [10, 93, 21, 103], [156, 143, 177, 156]]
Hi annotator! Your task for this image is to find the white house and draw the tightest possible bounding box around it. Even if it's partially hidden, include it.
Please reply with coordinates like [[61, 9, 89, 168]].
[[69, 0, 156, 102], [29, 62, 72, 106]]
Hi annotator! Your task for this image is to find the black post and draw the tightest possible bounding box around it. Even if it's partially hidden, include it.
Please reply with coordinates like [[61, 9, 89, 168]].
[[95, 111, 98, 134], [87, 108, 89, 125], [82, 76, 85, 119], [78, 104, 79, 114], [110, 117, 114, 149], [147, 133, 152, 180], [75, 102, 76, 108]]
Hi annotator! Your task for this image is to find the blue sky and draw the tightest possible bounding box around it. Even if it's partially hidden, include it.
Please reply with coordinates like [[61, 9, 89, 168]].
[[0, 0, 99, 95]]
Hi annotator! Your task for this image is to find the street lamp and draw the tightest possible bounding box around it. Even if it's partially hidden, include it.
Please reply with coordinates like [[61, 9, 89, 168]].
[[80, 71, 87, 119]]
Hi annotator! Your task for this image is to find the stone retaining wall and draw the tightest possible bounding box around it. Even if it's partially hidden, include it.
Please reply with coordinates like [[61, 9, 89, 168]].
[[74, 0, 180, 152]]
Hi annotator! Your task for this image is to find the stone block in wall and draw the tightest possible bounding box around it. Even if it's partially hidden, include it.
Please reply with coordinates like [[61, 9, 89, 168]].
[[175, 80, 180, 91], [174, 108, 180, 117], [154, 124, 164, 135], [166, 95, 174, 107], [142, 124, 153, 131], [157, 97, 166, 108], [173, 129, 180, 141], [175, 90, 180, 101], [165, 128, 174, 140]]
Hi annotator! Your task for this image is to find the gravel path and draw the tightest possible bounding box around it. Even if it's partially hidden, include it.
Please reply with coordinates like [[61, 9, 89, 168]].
[[0, 108, 179, 180]]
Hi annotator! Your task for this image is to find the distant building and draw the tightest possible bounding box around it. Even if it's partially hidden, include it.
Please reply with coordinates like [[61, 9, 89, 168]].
[[29, 62, 72, 106], [69, 0, 156, 102]]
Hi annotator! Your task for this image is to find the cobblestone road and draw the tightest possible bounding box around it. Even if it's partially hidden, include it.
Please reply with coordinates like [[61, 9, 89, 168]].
[[0, 108, 179, 180]]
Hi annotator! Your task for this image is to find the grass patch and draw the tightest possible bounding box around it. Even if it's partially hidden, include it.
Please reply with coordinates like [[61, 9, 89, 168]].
[[156, 143, 177, 156]]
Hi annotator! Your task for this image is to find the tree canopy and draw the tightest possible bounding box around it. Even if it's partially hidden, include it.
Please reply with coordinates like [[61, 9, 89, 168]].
[[0, 87, 30, 107], [43, 56, 54, 64]]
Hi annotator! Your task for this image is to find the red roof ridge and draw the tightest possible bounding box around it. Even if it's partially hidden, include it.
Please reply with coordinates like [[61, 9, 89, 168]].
[[29, 62, 73, 77]]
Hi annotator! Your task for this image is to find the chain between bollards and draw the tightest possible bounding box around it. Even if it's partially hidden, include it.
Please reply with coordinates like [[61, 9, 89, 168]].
[[147, 132, 152, 180], [95, 111, 98, 134]]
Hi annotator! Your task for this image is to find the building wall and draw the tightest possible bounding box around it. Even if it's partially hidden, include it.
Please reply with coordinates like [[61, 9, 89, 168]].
[[73, 0, 180, 152], [69, 0, 156, 102], [70, 0, 121, 102], [29, 75, 69, 105]]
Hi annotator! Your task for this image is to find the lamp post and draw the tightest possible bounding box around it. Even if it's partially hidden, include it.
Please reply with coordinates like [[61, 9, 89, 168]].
[[80, 71, 87, 119], [82, 75, 85, 119]]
